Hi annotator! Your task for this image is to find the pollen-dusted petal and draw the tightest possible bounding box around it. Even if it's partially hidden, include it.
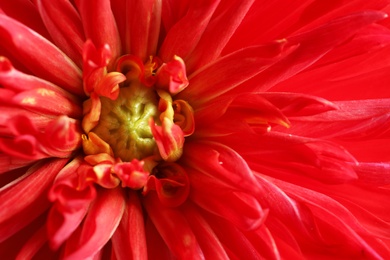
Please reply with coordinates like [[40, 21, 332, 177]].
[[112, 191, 147, 260], [0, 158, 67, 242], [76, 0, 121, 67], [181, 203, 229, 260], [159, 0, 220, 62], [177, 40, 294, 108], [143, 193, 204, 259], [36, 0, 85, 67], [63, 187, 125, 259], [0, 14, 83, 95], [187, 166, 267, 231], [0, 56, 80, 103], [12, 88, 82, 118], [185, 0, 255, 72]]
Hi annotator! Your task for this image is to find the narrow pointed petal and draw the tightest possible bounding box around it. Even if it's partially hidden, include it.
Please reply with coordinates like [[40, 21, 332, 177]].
[[177, 40, 294, 108], [182, 203, 229, 260], [0, 159, 67, 242], [186, 0, 255, 72], [36, 0, 85, 67], [187, 166, 267, 231], [182, 141, 262, 196], [0, 14, 83, 95], [159, 0, 220, 62], [127, 0, 162, 61], [235, 11, 389, 93], [143, 193, 204, 259], [63, 187, 125, 259], [0, 0, 51, 40], [112, 191, 147, 260], [15, 226, 46, 260]]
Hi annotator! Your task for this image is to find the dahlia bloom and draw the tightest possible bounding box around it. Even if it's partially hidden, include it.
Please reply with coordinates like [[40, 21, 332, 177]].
[[1, 0, 390, 259]]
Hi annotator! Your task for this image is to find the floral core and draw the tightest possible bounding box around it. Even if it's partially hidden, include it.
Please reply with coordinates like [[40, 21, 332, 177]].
[[92, 83, 158, 161]]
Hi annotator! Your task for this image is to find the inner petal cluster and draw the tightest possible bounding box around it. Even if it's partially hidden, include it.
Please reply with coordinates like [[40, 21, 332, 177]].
[[78, 42, 194, 202]]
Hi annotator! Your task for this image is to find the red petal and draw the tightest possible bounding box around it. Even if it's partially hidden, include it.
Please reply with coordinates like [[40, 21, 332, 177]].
[[0, 14, 83, 95], [188, 166, 267, 231], [177, 40, 294, 108], [111, 191, 147, 260], [234, 11, 389, 94], [0, 158, 67, 242], [76, 0, 121, 68], [143, 193, 204, 259], [182, 202, 229, 259], [63, 187, 125, 259], [36, 0, 85, 67], [0, 0, 51, 40], [185, 0, 255, 72], [15, 226, 47, 260], [159, 0, 220, 62], [182, 141, 262, 196]]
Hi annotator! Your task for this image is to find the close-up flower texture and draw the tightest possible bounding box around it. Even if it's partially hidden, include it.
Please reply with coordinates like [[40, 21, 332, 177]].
[[1, 0, 390, 259]]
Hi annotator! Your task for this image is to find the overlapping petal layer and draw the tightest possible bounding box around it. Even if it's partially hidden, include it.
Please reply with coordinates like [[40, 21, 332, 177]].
[[0, 1, 390, 259]]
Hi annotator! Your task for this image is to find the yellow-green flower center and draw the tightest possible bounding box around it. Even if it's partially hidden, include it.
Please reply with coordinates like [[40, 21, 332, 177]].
[[91, 82, 159, 161]]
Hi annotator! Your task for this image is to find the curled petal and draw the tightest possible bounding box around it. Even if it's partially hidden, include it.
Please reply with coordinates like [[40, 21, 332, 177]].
[[173, 99, 195, 136], [0, 115, 81, 160], [81, 93, 101, 133], [114, 160, 150, 189], [81, 132, 113, 157], [77, 0, 121, 67], [149, 118, 184, 162], [155, 55, 189, 94], [79, 163, 120, 189], [143, 162, 190, 207], [82, 40, 125, 99], [47, 158, 92, 249]]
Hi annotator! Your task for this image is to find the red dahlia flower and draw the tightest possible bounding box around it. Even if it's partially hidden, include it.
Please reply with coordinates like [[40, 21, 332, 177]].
[[1, 0, 390, 259]]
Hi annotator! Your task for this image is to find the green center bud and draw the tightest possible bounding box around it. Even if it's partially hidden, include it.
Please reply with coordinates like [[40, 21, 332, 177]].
[[92, 82, 159, 161]]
